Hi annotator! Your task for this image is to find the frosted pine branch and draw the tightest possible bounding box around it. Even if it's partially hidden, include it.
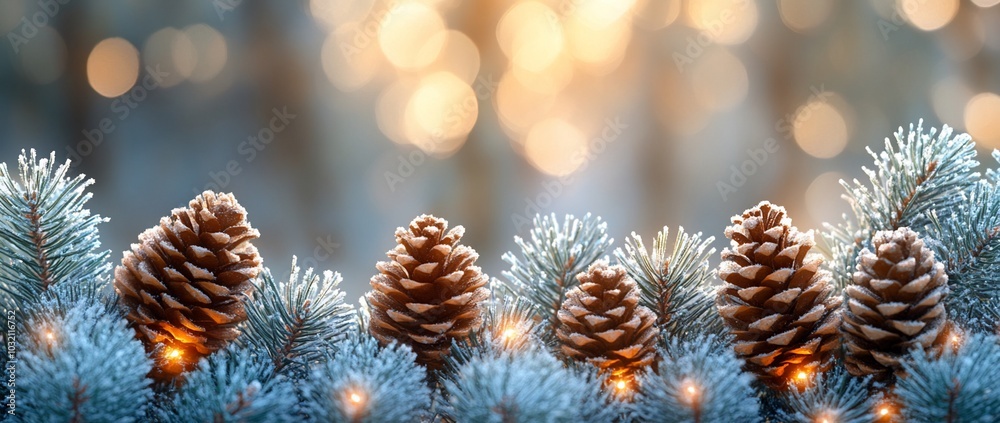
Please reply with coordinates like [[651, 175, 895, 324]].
[[501, 213, 612, 337], [897, 333, 1000, 422], [0, 150, 110, 309], [239, 257, 355, 379], [778, 366, 875, 423]]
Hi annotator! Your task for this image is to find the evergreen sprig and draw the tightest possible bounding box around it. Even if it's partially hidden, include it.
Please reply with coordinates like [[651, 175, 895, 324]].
[[824, 122, 979, 287], [17, 301, 152, 422], [239, 257, 355, 379], [632, 335, 759, 423], [897, 333, 1000, 422], [447, 288, 541, 369], [926, 181, 1000, 332], [156, 347, 299, 423], [501, 213, 612, 335], [615, 227, 723, 340], [778, 366, 875, 423], [302, 334, 430, 423], [0, 150, 110, 309], [443, 348, 618, 423]]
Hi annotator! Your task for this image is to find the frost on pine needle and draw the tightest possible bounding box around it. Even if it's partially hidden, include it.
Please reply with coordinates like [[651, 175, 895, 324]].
[[926, 181, 1000, 332], [239, 257, 356, 379], [18, 301, 152, 422], [614, 226, 723, 340], [897, 333, 1000, 422], [443, 348, 618, 423], [157, 346, 299, 423], [501, 213, 612, 337], [0, 150, 110, 309], [302, 333, 430, 423], [778, 366, 875, 423], [823, 122, 978, 288], [446, 289, 541, 370], [632, 335, 759, 423]]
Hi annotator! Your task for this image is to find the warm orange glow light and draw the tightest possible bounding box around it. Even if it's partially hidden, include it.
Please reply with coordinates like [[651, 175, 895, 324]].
[[45, 331, 54, 340], [879, 406, 890, 416], [349, 392, 363, 404], [616, 380, 627, 390], [165, 348, 182, 360], [796, 371, 809, 381], [501, 327, 518, 341], [681, 380, 700, 403]]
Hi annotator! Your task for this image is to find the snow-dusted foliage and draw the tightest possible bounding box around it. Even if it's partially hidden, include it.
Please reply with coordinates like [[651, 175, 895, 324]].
[[823, 122, 979, 289], [897, 334, 1000, 422], [501, 213, 612, 336], [0, 150, 110, 309], [157, 346, 299, 422], [443, 348, 617, 423], [16, 301, 152, 422], [239, 257, 355, 379], [632, 335, 758, 423], [615, 226, 723, 340], [778, 366, 875, 423], [302, 334, 430, 423]]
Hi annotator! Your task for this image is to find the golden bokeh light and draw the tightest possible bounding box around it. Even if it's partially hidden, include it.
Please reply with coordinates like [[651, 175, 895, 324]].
[[793, 99, 849, 158], [496, 71, 556, 136], [569, 0, 637, 30], [404, 71, 477, 155], [687, 0, 759, 45], [898, 0, 959, 31], [427, 30, 481, 84], [972, 0, 1000, 6], [87, 37, 140, 98], [805, 172, 848, 225], [523, 118, 588, 176], [688, 48, 748, 111], [964, 92, 1000, 148], [184, 24, 227, 83], [778, 0, 834, 33], [565, 13, 632, 74], [322, 25, 382, 92], [20, 27, 66, 85], [377, 78, 419, 145], [143, 28, 196, 87], [931, 76, 973, 127], [497, 2, 565, 73], [633, 0, 682, 30], [378, 2, 446, 70]]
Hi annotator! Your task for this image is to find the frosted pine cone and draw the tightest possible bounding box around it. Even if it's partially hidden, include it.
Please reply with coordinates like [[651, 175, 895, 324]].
[[842, 227, 949, 380], [557, 262, 658, 384], [115, 191, 261, 379], [366, 215, 489, 369], [717, 201, 841, 389]]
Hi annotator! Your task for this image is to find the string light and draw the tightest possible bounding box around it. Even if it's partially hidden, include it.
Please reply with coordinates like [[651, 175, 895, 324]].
[[814, 410, 837, 423], [45, 331, 54, 341], [500, 327, 518, 341], [343, 388, 368, 418], [165, 348, 182, 361], [681, 379, 700, 403], [879, 406, 890, 417], [349, 392, 363, 404], [791, 368, 815, 389]]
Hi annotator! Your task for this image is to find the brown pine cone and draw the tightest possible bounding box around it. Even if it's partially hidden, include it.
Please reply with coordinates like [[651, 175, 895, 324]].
[[114, 191, 261, 378], [717, 201, 841, 389], [556, 261, 658, 383], [842, 227, 949, 380], [366, 215, 489, 370]]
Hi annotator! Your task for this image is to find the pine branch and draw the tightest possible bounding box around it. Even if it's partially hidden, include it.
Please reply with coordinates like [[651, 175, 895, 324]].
[[897, 333, 1000, 422], [442, 348, 619, 423], [0, 150, 110, 309], [157, 346, 300, 422], [302, 333, 431, 423], [823, 122, 978, 287], [18, 301, 152, 422], [926, 181, 1000, 332], [500, 213, 612, 336], [240, 257, 355, 379], [614, 227, 724, 340], [633, 335, 759, 423], [778, 366, 875, 423], [446, 287, 541, 370]]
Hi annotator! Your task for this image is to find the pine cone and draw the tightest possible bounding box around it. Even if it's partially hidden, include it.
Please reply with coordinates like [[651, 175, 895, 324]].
[[717, 201, 841, 389], [115, 191, 261, 378], [842, 227, 949, 380], [366, 215, 489, 370], [556, 262, 658, 383]]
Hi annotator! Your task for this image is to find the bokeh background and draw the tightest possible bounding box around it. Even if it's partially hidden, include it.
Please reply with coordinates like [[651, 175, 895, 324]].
[[1, 0, 999, 301]]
